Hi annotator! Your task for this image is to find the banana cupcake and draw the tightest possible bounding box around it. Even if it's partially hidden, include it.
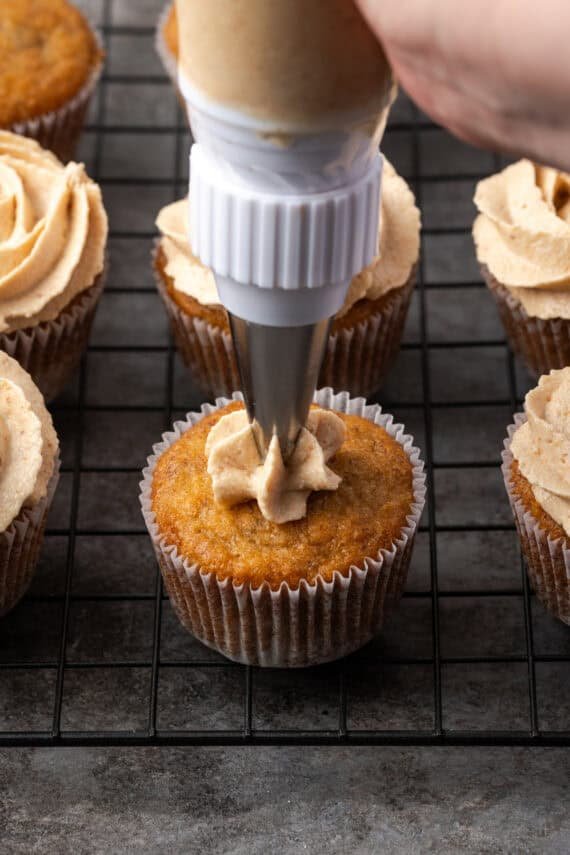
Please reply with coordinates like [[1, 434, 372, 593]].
[[154, 160, 420, 398], [0, 0, 103, 163], [0, 352, 59, 616], [140, 388, 425, 667], [502, 368, 570, 624], [474, 161, 570, 376], [0, 132, 108, 401]]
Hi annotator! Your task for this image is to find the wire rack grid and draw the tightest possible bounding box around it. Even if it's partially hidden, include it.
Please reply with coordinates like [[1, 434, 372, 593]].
[[0, 0, 569, 748]]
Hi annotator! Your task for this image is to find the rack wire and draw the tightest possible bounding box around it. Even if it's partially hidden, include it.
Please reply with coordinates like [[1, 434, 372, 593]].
[[1, 0, 569, 748]]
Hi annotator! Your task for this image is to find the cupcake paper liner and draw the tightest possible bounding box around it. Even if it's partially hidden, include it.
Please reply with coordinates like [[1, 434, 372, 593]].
[[0, 267, 106, 403], [8, 31, 104, 164], [484, 267, 570, 377], [0, 455, 60, 618], [154, 243, 416, 398], [502, 414, 570, 624], [140, 388, 426, 667]]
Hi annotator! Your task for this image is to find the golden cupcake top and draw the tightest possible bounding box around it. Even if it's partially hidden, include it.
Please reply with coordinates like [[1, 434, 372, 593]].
[[206, 408, 346, 524], [155, 160, 420, 315], [0, 131, 108, 333], [0, 352, 58, 531], [511, 368, 570, 536], [0, 0, 102, 126], [151, 402, 414, 589], [473, 160, 570, 319]]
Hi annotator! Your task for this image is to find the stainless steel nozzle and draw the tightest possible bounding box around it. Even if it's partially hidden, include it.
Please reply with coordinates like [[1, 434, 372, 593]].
[[229, 315, 330, 461]]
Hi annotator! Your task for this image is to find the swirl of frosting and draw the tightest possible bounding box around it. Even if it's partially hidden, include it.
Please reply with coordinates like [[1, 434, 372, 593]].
[[0, 131, 108, 333], [206, 408, 346, 523], [156, 160, 420, 315], [511, 368, 570, 536], [0, 352, 59, 531], [473, 160, 570, 320]]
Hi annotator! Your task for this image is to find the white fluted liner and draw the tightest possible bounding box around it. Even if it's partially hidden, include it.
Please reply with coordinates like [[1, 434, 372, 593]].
[[9, 32, 103, 164], [502, 414, 570, 625], [140, 389, 426, 667], [0, 268, 106, 403], [0, 455, 60, 617]]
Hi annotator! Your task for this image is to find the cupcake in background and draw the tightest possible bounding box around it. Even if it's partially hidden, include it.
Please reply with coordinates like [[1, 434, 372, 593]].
[[502, 368, 570, 624], [1, 0, 103, 163], [0, 353, 59, 617], [0, 132, 108, 401], [474, 161, 570, 376], [155, 3, 181, 101], [154, 160, 420, 398], [140, 389, 425, 667]]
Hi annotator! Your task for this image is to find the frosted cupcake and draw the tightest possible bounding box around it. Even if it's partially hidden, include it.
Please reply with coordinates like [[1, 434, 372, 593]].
[[140, 389, 425, 667], [502, 368, 570, 623], [1, 0, 103, 162], [0, 353, 59, 616], [474, 161, 570, 376], [154, 160, 420, 398], [0, 132, 108, 401], [155, 3, 180, 98]]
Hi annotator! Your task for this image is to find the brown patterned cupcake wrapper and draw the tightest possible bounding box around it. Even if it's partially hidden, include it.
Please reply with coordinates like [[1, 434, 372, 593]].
[[0, 268, 106, 403], [0, 456, 60, 618], [154, 243, 416, 398], [502, 415, 570, 625], [484, 267, 570, 377], [9, 31, 103, 164], [140, 388, 426, 667]]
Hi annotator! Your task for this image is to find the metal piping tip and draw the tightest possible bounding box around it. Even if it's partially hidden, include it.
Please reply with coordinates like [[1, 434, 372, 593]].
[[229, 314, 330, 462]]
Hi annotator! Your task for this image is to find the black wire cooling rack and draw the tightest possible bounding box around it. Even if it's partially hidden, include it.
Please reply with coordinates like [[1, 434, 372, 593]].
[[1, 0, 569, 748]]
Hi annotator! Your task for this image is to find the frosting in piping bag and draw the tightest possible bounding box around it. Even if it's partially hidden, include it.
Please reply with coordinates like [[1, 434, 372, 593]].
[[511, 368, 570, 536], [0, 132, 107, 333], [474, 160, 570, 320], [206, 408, 346, 524]]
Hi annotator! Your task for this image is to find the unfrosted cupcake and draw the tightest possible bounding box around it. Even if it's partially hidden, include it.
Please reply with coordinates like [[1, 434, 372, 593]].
[[0, 132, 108, 401], [474, 161, 570, 376], [140, 389, 425, 667], [154, 160, 420, 398], [0, 0, 104, 163], [502, 368, 570, 624], [0, 353, 59, 616]]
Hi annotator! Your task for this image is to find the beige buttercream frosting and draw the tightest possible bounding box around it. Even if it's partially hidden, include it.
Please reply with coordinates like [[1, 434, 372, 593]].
[[0, 352, 58, 531], [473, 160, 570, 320], [0, 131, 108, 333], [156, 161, 420, 315], [511, 368, 570, 537], [175, 0, 392, 128], [206, 407, 346, 524]]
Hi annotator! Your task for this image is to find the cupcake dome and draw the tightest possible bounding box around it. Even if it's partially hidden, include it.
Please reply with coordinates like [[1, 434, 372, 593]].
[[0, 0, 103, 162]]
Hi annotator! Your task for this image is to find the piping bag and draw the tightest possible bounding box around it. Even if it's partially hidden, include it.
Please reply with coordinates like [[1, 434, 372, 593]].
[[175, 0, 395, 459]]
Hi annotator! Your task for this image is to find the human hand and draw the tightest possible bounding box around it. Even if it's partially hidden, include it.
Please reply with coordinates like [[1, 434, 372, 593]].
[[355, 0, 570, 171]]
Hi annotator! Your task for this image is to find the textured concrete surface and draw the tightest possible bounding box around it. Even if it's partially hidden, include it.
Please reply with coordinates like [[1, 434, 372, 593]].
[[2, 747, 570, 854]]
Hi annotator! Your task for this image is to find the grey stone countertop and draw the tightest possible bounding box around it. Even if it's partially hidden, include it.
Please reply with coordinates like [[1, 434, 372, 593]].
[[1, 0, 569, 851]]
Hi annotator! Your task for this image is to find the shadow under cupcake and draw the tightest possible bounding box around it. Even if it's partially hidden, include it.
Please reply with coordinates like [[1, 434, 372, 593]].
[[154, 160, 420, 399]]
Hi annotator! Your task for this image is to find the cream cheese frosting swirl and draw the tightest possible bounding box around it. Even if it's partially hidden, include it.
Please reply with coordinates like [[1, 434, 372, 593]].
[[206, 408, 346, 524], [474, 160, 570, 320], [0, 352, 58, 531], [156, 160, 420, 315], [0, 131, 108, 333], [511, 368, 570, 536]]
